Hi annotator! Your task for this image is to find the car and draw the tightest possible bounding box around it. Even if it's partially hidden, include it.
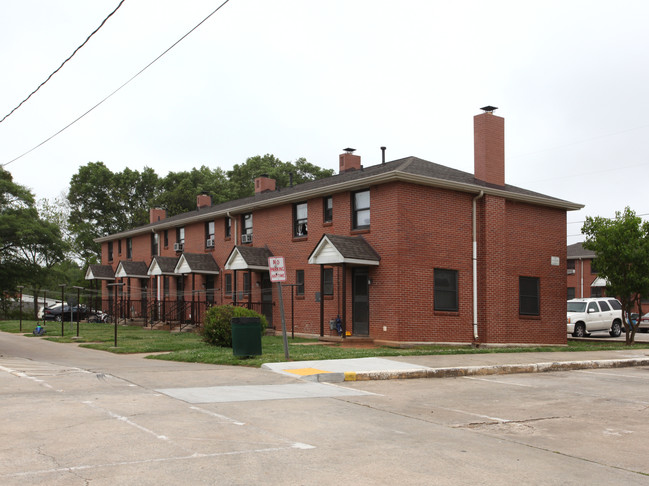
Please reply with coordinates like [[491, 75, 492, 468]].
[[43, 304, 89, 322], [634, 313, 649, 333], [567, 297, 623, 337]]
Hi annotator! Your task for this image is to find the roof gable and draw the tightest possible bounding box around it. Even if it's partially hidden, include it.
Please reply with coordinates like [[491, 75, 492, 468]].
[[308, 234, 380, 266]]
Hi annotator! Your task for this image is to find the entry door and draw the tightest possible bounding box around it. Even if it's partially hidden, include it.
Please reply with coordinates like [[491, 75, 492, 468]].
[[352, 268, 369, 336], [261, 272, 274, 327]]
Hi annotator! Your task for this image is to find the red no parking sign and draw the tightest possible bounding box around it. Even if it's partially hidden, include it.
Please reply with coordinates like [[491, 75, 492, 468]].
[[268, 257, 287, 282]]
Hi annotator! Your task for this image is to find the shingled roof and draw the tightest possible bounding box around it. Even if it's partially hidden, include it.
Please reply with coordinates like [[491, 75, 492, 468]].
[[309, 234, 380, 266], [96, 156, 583, 242], [85, 264, 115, 280]]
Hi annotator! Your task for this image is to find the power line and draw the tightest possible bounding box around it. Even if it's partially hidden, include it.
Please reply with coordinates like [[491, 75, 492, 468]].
[[0, 0, 127, 125], [2, 0, 232, 168]]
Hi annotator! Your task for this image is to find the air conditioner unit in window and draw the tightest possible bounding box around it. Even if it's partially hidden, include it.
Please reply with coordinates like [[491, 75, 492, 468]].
[[206, 238, 215, 248], [567, 269, 575, 275], [241, 233, 253, 244], [173, 242, 184, 252]]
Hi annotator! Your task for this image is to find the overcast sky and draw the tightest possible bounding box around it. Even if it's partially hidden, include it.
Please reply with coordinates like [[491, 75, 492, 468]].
[[2, 0, 648, 244]]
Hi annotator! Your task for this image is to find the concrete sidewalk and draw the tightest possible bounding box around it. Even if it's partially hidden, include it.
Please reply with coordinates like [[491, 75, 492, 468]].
[[262, 348, 649, 382]]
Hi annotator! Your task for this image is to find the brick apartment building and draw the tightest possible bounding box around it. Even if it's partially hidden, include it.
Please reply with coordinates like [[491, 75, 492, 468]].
[[566, 242, 605, 299], [88, 108, 582, 345]]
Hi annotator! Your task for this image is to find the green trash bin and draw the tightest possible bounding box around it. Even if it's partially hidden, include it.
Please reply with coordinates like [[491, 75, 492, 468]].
[[231, 317, 262, 357]]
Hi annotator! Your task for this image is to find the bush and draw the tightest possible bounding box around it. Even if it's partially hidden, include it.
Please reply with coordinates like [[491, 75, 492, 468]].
[[201, 305, 267, 347]]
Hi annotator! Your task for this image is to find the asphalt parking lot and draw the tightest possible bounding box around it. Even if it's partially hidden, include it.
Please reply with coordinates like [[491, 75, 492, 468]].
[[2, 332, 649, 485]]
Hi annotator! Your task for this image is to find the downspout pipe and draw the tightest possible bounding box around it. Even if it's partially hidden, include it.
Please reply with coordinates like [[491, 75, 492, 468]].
[[472, 191, 484, 341]]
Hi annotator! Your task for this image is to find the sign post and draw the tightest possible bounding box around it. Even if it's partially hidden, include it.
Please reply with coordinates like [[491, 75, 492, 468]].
[[268, 257, 289, 360]]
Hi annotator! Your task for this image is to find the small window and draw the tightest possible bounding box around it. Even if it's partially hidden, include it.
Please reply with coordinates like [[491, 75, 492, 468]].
[[323, 268, 334, 295], [225, 217, 231, 238], [519, 276, 540, 316], [243, 273, 251, 296], [151, 233, 159, 256], [126, 238, 132, 259], [118, 239, 122, 255], [177, 227, 185, 245], [164, 230, 169, 248], [206, 221, 215, 241], [108, 241, 114, 262], [567, 260, 575, 270], [323, 196, 333, 223], [599, 300, 611, 311], [225, 274, 232, 295], [296, 270, 305, 296], [591, 287, 603, 297], [567, 287, 575, 300], [587, 301, 599, 313], [353, 190, 370, 229], [294, 202, 308, 237], [590, 259, 598, 274], [242, 213, 253, 235], [434, 268, 458, 312]]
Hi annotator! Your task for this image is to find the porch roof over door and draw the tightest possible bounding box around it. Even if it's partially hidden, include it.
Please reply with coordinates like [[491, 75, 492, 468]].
[[115, 261, 149, 278], [85, 264, 115, 281], [148, 256, 180, 276], [308, 234, 381, 266], [174, 253, 220, 275], [224, 246, 273, 271]]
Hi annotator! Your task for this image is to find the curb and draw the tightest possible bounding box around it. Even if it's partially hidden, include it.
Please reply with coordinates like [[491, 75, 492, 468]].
[[304, 358, 649, 383]]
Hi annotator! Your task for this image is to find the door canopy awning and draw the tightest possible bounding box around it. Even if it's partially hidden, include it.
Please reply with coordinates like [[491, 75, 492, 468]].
[[174, 253, 220, 275], [308, 234, 380, 266], [85, 264, 115, 281], [224, 246, 273, 271], [148, 256, 180, 276], [591, 277, 609, 288], [115, 261, 149, 278]]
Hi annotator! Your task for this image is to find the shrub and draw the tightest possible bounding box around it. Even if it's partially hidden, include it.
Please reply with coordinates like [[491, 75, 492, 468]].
[[201, 305, 267, 347]]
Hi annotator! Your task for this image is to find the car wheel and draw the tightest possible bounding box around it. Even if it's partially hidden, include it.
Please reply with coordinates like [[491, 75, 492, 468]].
[[609, 320, 622, 337], [573, 323, 586, 338]]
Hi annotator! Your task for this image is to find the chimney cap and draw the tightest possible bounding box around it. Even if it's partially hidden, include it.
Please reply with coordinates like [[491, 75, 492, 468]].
[[343, 147, 356, 154], [480, 105, 498, 113]]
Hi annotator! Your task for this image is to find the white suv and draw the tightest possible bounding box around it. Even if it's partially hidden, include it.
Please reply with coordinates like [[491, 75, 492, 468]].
[[567, 298, 623, 337]]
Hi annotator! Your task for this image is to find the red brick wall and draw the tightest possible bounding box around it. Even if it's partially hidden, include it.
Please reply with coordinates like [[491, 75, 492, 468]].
[[98, 180, 568, 345], [566, 258, 601, 298]]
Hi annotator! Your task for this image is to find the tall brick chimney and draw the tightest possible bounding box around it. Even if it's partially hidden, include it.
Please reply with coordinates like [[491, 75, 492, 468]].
[[197, 192, 212, 209], [149, 207, 166, 223], [474, 107, 505, 186], [339, 148, 361, 173], [255, 175, 276, 194]]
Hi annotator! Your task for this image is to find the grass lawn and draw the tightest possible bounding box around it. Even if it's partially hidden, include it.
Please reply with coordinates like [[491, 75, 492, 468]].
[[2, 319, 648, 368]]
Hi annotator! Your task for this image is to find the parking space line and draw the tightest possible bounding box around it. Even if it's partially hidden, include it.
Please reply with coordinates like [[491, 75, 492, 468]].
[[576, 369, 649, 380], [2, 443, 313, 480], [463, 376, 535, 387]]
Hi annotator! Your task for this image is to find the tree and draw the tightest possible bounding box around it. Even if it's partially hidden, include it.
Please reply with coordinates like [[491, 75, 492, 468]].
[[0, 168, 68, 308], [227, 155, 334, 199], [582, 207, 649, 344], [66, 156, 333, 262], [153, 166, 231, 215], [67, 163, 162, 262]]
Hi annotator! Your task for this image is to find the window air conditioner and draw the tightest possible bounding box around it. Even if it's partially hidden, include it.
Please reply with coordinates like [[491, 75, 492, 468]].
[[206, 238, 215, 248], [173, 242, 184, 252], [241, 234, 253, 244], [567, 269, 575, 275]]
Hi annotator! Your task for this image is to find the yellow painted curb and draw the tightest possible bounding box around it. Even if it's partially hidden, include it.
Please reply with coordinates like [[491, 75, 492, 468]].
[[284, 368, 331, 376], [344, 372, 357, 381]]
